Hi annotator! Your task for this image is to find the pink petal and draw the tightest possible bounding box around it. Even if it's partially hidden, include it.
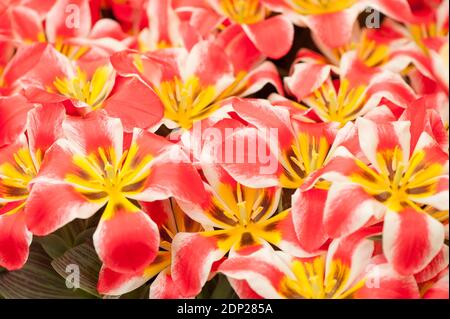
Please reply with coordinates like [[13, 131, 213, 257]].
[[303, 10, 359, 49], [243, 15, 294, 59], [9, 6, 44, 43], [45, 0, 92, 42], [103, 76, 164, 131], [0, 95, 33, 147], [26, 103, 65, 155]]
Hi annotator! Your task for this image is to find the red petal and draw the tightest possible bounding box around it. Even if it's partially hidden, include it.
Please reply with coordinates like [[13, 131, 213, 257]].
[[0, 207, 32, 270], [355, 263, 420, 299], [292, 188, 328, 252], [94, 201, 160, 273], [25, 182, 103, 235]]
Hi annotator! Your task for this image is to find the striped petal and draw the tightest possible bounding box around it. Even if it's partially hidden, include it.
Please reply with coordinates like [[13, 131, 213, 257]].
[[383, 208, 445, 275], [26, 103, 65, 158], [150, 268, 191, 299], [324, 183, 385, 238], [9, 6, 44, 43], [219, 246, 289, 299], [423, 270, 449, 299], [414, 246, 449, 283], [25, 179, 104, 235], [291, 188, 328, 252], [226, 278, 264, 299], [302, 9, 360, 49], [356, 117, 411, 174], [98, 251, 171, 296], [354, 259, 421, 299], [171, 232, 230, 297]]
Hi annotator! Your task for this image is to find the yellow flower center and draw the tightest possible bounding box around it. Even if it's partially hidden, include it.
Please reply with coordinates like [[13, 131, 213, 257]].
[[219, 0, 267, 24], [281, 133, 330, 189], [333, 32, 390, 67], [155, 76, 217, 129], [304, 79, 367, 124], [408, 23, 447, 55], [132, 54, 247, 129], [54, 39, 90, 60], [352, 147, 444, 211], [214, 183, 276, 229], [0, 147, 42, 213], [52, 66, 115, 108], [281, 255, 365, 299], [66, 144, 153, 211], [289, 0, 357, 15]]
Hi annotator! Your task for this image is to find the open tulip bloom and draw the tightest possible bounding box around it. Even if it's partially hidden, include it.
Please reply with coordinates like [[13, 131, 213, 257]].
[[0, 0, 448, 301]]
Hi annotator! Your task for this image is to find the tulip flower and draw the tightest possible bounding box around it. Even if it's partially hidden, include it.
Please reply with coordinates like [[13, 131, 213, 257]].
[[302, 115, 448, 275], [18, 44, 164, 131], [25, 111, 206, 274], [97, 198, 204, 298], [0, 103, 65, 270], [219, 227, 428, 299], [111, 39, 282, 129]]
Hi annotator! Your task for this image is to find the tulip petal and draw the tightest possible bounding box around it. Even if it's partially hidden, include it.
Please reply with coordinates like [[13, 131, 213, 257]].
[[94, 199, 160, 274], [383, 208, 445, 275], [243, 15, 294, 59], [0, 205, 32, 270]]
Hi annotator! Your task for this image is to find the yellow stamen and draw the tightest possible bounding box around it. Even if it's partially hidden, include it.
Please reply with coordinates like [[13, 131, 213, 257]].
[[219, 0, 267, 24], [52, 66, 115, 109], [290, 0, 357, 15]]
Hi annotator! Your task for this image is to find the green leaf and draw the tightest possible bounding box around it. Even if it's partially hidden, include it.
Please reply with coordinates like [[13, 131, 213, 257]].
[[196, 275, 237, 299], [73, 227, 96, 247], [210, 274, 237, 299], [51, 241, 102, 298], [53, 214, 101, 247], [35, 234, 71, 259], [0, 244, 91, 299]]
